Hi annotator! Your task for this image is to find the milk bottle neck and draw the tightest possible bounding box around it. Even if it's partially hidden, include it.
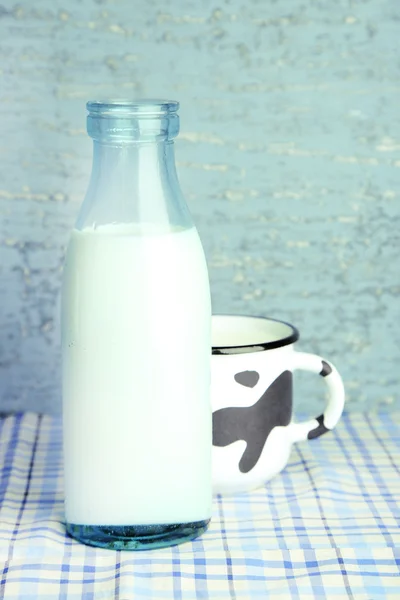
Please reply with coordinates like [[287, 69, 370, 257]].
[[76, 100, 192, 231], [90, 139, 178, 199]]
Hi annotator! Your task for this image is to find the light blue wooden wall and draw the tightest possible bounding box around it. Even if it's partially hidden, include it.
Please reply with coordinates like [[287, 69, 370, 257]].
[[0, 0, 399, 414]]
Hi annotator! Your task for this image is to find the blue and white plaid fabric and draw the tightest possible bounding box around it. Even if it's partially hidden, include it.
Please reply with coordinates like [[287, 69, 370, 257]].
[[0, 413, 399, 599]]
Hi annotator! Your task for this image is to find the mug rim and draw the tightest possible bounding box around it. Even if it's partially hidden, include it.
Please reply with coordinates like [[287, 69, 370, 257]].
[[212, 314, 300, 355]]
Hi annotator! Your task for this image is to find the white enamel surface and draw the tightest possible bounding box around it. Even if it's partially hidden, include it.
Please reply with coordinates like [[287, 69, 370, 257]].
[[212, 344, 295, 494], [211, 317, 345, 495], [323, 365, 345, 429], [212, 345, 293, 412], [212, 315, 295, 348], [62, 224, 212, 525], [290, 352, 346, 441], [213, 426, 293, 495]]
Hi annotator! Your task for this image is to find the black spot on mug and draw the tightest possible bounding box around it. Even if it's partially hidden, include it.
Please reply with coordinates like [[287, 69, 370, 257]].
[[211, 315, 345, 494]]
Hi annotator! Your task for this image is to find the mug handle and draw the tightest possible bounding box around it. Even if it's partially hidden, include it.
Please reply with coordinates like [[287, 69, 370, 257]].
[[289, 352, 345, 443]]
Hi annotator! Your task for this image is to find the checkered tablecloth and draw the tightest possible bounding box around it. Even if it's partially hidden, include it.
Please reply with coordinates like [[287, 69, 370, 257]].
[[0, 413, 399, 599]]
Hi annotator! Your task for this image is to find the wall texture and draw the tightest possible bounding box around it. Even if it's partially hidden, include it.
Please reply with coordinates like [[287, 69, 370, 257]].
[[0, 0, 399, 414]]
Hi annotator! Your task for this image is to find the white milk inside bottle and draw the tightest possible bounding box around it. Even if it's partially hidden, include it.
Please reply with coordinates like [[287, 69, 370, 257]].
[[62, 223, 211, 526]]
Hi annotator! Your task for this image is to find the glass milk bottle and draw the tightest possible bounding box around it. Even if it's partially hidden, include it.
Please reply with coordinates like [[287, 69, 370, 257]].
[[61, 100, 212, 550]]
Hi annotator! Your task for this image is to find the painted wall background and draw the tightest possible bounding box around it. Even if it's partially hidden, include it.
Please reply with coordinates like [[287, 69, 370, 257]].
[[0, 0, 399, 414]]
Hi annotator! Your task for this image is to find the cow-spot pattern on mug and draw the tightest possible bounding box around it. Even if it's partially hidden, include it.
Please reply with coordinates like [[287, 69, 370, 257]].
[[211, 315, 345, 495]]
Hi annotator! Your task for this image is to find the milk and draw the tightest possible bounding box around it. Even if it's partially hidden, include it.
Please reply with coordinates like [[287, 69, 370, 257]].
[[62, 223, 212, 526]]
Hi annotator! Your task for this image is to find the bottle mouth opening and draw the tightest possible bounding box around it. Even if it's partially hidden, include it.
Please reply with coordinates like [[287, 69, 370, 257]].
[[86, 99, 180, 142], [87, 99, 179, 118]]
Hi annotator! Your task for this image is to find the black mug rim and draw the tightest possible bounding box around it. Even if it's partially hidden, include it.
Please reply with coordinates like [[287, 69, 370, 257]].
[[212, 315, 300, 355]]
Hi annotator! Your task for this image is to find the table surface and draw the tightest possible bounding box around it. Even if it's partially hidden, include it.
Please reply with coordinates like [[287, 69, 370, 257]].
[[0, 413, 399, 599]]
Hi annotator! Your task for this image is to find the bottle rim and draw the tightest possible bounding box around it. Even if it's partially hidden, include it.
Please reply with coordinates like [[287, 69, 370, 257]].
[[87, 99, 179, 117]]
